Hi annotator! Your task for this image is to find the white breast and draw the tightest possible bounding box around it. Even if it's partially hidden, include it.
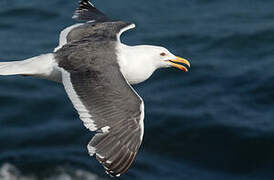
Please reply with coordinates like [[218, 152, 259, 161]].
[[116, 43, 157, 84]]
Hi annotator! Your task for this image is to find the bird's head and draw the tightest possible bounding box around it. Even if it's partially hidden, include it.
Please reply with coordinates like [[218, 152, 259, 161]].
[[150, 46, 190, 72], [117, 44, 190, 84]]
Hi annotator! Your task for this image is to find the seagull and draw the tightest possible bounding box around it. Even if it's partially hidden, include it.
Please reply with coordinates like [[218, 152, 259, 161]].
[[0, 0, 190, 177]]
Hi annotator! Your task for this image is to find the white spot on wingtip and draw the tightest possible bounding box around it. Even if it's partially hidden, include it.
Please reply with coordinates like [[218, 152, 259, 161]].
[[101, 126, 110, 133], [87, 1, 95, 7], [72, 14, 78, 19], [96, 153, 104, 159], [105, 171, 114, 177], [106, 160, 112, 164], [87, 20, 96, 23]]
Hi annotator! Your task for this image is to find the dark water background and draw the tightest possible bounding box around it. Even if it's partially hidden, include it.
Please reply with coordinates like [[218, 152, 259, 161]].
[[1, 0, 274, 179]]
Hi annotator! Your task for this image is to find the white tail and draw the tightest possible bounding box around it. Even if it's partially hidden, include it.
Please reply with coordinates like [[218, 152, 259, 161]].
[[0, 53, 61, 82]]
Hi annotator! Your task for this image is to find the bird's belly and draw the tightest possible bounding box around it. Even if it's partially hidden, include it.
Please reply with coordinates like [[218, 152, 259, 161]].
[[123, 69, 153, 85]]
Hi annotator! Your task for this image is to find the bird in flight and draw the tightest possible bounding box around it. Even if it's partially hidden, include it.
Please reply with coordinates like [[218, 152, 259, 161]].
[[0, 0, 190, 177]]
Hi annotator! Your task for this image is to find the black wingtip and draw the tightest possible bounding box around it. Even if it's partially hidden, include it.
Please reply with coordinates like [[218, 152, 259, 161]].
[[78, 0, 95, 10], [72, 0, 110, 22]]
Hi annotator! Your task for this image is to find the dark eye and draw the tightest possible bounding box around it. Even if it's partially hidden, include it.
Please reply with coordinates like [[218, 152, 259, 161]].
[[160, 52, 166, 56]]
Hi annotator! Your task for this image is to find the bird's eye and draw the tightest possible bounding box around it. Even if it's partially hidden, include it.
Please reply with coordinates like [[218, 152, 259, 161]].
[[160, 52, 166, 56]]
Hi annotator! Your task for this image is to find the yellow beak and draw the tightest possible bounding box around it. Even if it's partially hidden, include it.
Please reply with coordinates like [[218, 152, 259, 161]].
[[168, 56, 190, 72]]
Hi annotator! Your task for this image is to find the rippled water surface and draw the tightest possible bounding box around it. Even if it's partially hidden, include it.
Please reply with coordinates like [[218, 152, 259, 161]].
[[1, 0, 274, 179]]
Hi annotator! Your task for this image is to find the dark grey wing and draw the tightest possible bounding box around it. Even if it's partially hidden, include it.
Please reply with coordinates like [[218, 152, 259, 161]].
[[73, 0, 110, 22], [56, 41, 144, 177], [65, 21, 135, 45], [55, 21, 135, 53]]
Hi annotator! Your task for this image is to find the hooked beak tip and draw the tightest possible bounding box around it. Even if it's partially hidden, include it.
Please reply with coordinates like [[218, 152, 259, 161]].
[[168, 57, 191, 72]]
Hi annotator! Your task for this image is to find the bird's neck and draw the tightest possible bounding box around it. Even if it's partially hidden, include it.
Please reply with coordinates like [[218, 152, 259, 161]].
[[116, 43, 157, 85]]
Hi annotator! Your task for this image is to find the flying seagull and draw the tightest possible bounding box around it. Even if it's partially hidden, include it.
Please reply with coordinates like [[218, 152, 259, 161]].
[[0, 0, 190, 177]]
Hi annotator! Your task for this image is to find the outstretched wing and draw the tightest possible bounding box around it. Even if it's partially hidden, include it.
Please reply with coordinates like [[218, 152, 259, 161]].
[[66, 21, 135, 43], [55, 0, 136, 52], [72, 0, 110, 22], [55, 40, 144, 177], [55, 21, 135, 52]]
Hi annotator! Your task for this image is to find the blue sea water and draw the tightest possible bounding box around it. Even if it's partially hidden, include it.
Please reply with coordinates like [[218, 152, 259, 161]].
[[1, 0, 274, 179]]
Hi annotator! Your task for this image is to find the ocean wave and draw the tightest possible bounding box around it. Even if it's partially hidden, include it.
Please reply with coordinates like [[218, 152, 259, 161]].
[[0, 163, 106, 180], [0, 7, 58, 20]]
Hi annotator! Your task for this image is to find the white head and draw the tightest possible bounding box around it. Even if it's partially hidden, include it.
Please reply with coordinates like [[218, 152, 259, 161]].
[[117, 44, 190, 84], [137, 45, 191, 71]]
